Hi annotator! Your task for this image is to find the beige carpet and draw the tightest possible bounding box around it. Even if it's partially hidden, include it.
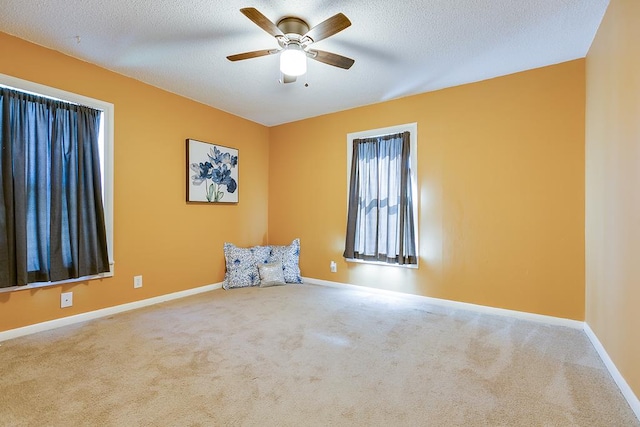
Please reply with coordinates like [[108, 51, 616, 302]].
[[0, 283, 637, 426]]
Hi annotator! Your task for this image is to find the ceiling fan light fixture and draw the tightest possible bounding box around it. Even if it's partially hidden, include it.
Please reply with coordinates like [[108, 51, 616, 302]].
[[280, 43, 307, 76]]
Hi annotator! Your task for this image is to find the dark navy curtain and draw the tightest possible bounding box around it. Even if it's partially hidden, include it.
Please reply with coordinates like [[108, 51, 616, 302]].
[[344, 131, 417, 265], [0, 88, 109, 287]]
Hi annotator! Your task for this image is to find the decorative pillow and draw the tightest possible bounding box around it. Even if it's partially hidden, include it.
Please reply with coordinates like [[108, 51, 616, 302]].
[[222, 243, 260, 290], [258, 262, 286, 287], [268, 238, 302, 284], [251, 245, 272, 266]]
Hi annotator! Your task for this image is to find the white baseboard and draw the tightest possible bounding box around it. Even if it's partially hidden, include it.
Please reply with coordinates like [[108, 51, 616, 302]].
[[303, 277, 584, 329], [0, 282, 222, 342], [584, 323, 640, 420]]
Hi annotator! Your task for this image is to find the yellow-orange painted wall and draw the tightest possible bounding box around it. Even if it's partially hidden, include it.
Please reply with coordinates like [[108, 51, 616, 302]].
[[586, 0, 640, 399], [269, 60, 585, 320], [0, 30, 588, 331], [0, 32, 269, 332]]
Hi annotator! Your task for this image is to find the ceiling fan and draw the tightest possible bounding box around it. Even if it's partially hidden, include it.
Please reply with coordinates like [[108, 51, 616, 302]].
[[227, 7, 355, 83]]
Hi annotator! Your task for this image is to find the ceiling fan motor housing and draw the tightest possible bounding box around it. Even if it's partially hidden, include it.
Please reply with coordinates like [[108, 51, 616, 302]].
[[277, 17, 310, 39]]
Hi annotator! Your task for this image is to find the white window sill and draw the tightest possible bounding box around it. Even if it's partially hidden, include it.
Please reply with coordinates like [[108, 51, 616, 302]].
[[345, 258, 419, 269], [0, 263, 114, 294]]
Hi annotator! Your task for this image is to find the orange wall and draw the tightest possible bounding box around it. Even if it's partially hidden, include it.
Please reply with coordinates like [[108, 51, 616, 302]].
[[269, 60, 586, 320], [586, 0, 640, 399], [0, 30, 587, 331], [0, 33, 270, 332]]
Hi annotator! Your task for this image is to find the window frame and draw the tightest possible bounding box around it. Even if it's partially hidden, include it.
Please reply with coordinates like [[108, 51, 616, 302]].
[[0, 73, 114, 291], [345, 122, 419, 268]]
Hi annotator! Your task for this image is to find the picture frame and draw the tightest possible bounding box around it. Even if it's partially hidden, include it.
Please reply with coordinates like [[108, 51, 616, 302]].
[[186, 139, 239, 203]]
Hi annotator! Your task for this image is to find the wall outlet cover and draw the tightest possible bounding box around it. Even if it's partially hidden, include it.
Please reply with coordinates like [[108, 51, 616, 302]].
[[61, 292, 73, 308]]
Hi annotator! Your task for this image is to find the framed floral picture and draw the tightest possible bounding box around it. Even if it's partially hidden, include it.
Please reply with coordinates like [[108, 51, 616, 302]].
[[186, 139, 239, 203]]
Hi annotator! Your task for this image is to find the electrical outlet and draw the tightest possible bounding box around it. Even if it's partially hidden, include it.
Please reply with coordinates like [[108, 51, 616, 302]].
[[330, 261, 337, 273], [133, 275, 143, 288], [61, 292, 73, 308]]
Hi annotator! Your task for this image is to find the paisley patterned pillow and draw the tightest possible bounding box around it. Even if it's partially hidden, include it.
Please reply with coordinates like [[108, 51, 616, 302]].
[[252, 245, 272, 266], [268, 238, 302, 284], [223, 243, 270, 290]]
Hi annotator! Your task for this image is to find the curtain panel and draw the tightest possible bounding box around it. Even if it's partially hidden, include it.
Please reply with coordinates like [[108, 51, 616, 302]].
[[344, 131, 417, 265], [0, 88, 110, 288]]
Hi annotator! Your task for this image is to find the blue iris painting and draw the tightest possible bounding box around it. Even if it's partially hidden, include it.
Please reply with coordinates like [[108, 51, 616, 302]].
[[190, 145, 238, 202]]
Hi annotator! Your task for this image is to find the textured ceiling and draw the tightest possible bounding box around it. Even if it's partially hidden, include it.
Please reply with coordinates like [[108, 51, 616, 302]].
[[0, 0, 608, 126]]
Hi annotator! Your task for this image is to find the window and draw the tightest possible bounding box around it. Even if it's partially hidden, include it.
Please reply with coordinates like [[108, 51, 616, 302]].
[[344, 123, 418, 266], [0, 74, 114, 289]]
